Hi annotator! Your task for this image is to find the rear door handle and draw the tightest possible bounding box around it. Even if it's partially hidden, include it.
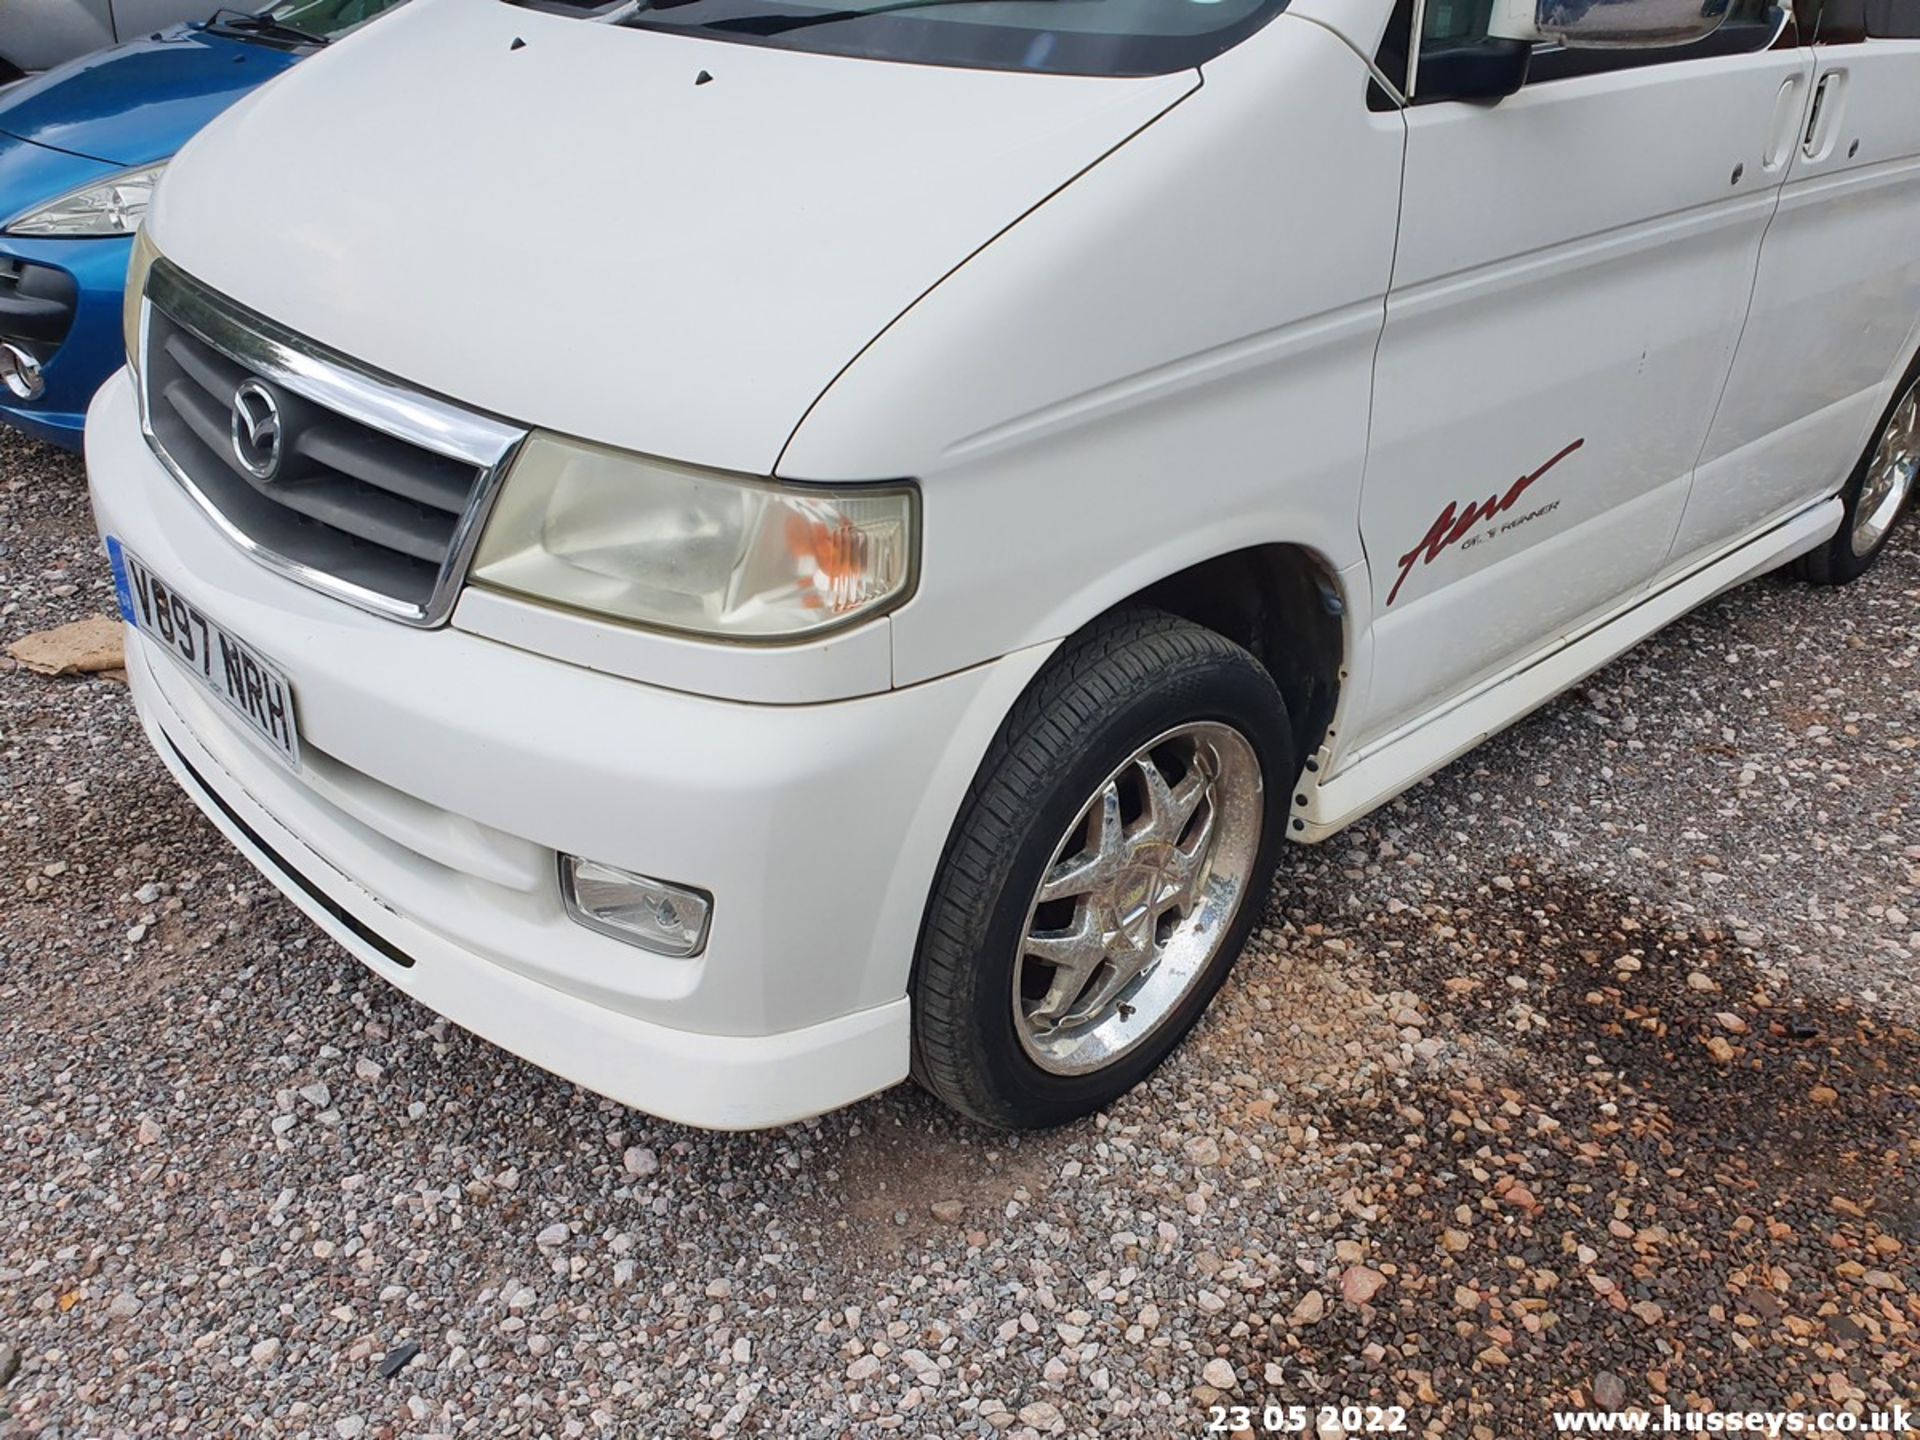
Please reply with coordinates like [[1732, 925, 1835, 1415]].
[[1803, 70, 1848, 161]]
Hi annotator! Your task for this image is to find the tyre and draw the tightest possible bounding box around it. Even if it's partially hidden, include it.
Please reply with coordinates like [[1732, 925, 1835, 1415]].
[[910, 609, 1293, 1129], [1796, 358, 1918, 586]]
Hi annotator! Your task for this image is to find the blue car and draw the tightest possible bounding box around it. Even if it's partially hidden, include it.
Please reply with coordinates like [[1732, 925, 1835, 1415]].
[[0, 0, 404, 450]]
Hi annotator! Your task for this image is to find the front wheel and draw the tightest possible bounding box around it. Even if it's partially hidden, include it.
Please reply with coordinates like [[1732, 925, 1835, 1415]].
[[910, 610, 1292, 1129], [1797, 361, 1918, 586]]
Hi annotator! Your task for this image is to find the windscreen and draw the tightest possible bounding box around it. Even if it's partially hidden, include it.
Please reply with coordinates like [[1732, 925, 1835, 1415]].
[[265, 0, 410, 38], [518, 0, 1287, 76]]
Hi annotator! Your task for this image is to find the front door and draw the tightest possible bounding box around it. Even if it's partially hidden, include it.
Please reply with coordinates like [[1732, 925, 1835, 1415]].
[[1352, 2, 1813, 752]]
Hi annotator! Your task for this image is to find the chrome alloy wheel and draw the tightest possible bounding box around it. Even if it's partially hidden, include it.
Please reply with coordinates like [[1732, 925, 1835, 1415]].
[[1853, 381, 1919, 558], [1013, 722, 1264, 1076]]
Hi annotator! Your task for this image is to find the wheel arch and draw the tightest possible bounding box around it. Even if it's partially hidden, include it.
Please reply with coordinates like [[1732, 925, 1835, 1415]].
[[1123, 542, 1348, 791]]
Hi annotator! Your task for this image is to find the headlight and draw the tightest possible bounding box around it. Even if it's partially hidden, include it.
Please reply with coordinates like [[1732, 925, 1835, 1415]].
[[471, 432, 916, 641], [122, 227, 161, 377], [4, 161, 167, 238]]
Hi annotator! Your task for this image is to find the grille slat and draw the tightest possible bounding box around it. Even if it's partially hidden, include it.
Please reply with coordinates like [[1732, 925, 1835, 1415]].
[[163, 328, 247, 402], [265, 478, 456, 563], [162, 375, 247, 473], [139, 263, 522, 625], [295, 421, 475, 516]]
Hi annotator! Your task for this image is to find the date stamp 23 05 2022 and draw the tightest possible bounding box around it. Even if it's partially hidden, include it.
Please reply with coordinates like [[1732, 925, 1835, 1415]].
[[1204, 1401, 1411, 1435]]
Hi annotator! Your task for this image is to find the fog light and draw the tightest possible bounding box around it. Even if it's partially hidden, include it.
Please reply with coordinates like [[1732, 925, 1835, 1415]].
[[0, 341, 45, 401], [560, 856, 711, 958]]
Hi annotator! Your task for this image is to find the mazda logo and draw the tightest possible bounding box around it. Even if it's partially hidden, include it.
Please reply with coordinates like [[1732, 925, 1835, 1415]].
[[230, 379, 284, 482]]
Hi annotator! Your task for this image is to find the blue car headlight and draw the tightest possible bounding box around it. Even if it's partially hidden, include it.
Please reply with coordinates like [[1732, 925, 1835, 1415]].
[[5, 161, 168, 238]]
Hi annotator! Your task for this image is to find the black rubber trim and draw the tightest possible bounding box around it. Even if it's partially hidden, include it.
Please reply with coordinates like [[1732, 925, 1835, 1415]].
[[163, 734, 416, 969], [0, 261, 78, 347], [0, 290, 69, 342], [508, 0, 1293, 78]]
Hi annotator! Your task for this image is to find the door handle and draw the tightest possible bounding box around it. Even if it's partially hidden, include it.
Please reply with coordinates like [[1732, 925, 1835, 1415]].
[[1803, 70, 1848, 162], [1763, 72, 1806, 172]]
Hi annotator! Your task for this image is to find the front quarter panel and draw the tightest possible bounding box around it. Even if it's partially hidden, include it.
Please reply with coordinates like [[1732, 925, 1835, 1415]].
[[777, 15, 1404, 687]]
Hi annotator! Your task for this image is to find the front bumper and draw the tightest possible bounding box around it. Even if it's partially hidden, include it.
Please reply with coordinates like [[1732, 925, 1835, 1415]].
[[87, 372, 1050, 1128], [0, 231, 129, 450]]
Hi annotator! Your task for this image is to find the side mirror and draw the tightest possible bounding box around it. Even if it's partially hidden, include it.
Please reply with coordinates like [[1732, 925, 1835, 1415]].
[[1494, 0, 1731, 48], [1415, 38, 1533, 102]]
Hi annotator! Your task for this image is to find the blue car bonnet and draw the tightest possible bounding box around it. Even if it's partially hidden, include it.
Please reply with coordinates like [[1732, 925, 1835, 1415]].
[[0, 27, 301, 168], [0, 27, 299, 449], [0, 129, 115, 215]]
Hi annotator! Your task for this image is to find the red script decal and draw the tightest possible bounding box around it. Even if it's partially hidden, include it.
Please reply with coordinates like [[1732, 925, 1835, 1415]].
[[1387, 438, 1585, 607]]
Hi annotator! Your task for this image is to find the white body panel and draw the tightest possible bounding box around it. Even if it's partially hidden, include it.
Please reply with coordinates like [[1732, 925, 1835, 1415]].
[[106, 0, 215, 39], [1668, 39, 1920, 566], [1354, 47, 1814, 750], [450, 585, 898, 703], [1301, 496, 1842, 837], [781, 15, 1402, 685], [2, 0, 227, 70], [84, 0, 1920, 1126], [3, 0, 112, 71], [89, 374, 1053, 1125], [146, 0, 1194, 477]]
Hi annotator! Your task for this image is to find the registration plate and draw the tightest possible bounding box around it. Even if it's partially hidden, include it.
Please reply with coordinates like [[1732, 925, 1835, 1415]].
[[107, 537, 302, 770]]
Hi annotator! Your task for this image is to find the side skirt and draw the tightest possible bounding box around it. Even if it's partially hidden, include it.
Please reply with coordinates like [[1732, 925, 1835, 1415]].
[[1290, 496, 1843, 843]]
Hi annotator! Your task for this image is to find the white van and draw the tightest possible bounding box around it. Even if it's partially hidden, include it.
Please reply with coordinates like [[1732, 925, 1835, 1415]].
[[86, 0, 1918, 1129]]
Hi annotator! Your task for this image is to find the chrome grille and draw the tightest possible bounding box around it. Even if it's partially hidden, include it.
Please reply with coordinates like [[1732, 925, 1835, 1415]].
[[137, 260, 525, 626]]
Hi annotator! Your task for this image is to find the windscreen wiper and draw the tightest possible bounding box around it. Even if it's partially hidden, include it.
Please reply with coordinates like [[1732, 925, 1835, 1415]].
[[703, 0, 1071, 36], [204, 7, 330, 44]]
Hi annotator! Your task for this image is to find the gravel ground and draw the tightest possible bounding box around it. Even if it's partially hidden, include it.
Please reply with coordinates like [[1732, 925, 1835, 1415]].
[[1, 421, 1915, 1439]]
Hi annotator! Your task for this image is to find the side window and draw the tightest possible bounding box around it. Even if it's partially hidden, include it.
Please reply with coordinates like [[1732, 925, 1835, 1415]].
[[1407, 0, 1787, 87], [1816, 0, 1868, 39], [1863, 0, 1920, 35], [1422, 0, 1495, 48]]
